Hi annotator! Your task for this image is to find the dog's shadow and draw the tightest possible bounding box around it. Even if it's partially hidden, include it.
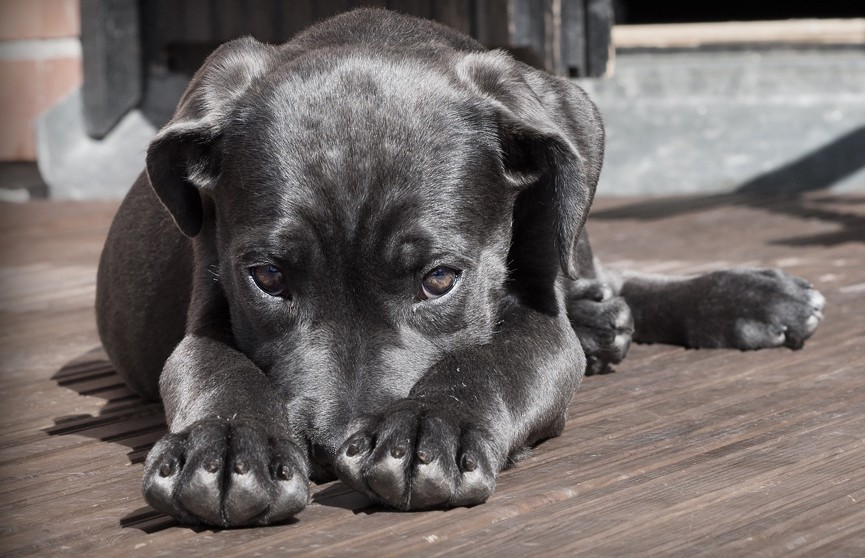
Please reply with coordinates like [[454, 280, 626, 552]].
[[47, 348, 376, 532], [47, 347, 165, 466], [46, 347, 181, 531]]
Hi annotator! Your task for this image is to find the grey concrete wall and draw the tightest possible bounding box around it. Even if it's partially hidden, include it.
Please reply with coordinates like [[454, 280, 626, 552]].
[[37, 46, 865, 199], [578, 47, 865, 196], [37, 89, 155, 199]]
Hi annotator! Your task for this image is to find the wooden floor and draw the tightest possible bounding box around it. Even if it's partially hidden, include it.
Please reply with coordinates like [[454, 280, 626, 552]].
[[1, 192, 864, 557]]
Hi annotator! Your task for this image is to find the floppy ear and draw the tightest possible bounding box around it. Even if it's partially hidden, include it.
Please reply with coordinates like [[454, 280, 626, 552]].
[[456, 51, 605, 280], [146, 37, 279, 237]]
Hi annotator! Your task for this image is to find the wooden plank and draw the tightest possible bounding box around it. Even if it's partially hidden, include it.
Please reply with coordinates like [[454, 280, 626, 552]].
[[79, 0, 142, 138], [0, 194, 864, 556], [585, 0, 613, 76], [246, 0, 283, 43], [311, 0, 356, 22], [212, 0, 248, 41], [472, 0, 511, 49], [561, 0, 587, 77], [279, 1, 314, 38], [182, 0, 214, 43], [510, 0, 546, 64], [613, 18, 865, 50], [431, 0, 473, 35], [388, 0, 433, 19]]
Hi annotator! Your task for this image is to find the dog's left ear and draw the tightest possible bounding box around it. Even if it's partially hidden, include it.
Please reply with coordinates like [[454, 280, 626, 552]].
[[456, 51, 604, 280], [146, 37, 280, 237]]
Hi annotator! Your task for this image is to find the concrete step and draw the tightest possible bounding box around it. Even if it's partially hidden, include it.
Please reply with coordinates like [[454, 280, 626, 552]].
[[578, 47, 865, 195], [36, 45, 865, 199]]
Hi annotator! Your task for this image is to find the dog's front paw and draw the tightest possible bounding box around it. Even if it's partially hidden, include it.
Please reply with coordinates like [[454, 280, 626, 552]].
[[333, 401, 499, 510], [143, 418, 309, 527], [567, 279, 634, 374], [690, 268, 826, 350]]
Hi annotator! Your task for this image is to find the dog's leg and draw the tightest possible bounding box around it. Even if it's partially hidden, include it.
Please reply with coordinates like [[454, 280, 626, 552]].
[[142, 335, 309, 527], [603, 267, 826, 350], [141, 262, 309, 527], [566, 233, 634, 374], [334, 307, 582, 510]]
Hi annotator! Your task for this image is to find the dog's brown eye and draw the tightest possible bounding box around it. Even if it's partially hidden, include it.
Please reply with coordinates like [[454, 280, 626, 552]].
[[250, 264, 289, 297], [420, 266, 460, 300]]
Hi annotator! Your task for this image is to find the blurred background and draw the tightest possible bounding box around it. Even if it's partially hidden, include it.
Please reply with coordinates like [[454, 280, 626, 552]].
[[0, 0, 863, 201]]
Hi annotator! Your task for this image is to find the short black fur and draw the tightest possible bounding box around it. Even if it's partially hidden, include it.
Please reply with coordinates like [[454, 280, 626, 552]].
[[96, 9, 825, 527]]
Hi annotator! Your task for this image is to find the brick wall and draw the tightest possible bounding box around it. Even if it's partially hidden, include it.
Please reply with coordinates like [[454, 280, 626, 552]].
[[0, 0, 82, 161]]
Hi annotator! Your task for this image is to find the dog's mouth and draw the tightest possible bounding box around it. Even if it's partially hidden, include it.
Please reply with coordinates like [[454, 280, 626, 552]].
[[309, 442, 339, 482]]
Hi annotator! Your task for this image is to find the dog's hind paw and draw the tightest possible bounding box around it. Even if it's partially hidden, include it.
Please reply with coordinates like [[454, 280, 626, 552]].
[[334, 401, 499, 510], [567, 279, 634, 375], [684, 268, 826, 350], [142, 418, 309, 527]]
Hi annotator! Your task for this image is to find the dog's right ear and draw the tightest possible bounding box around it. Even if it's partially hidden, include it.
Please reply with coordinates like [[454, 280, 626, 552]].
[[454, 51, 604, 281], [146, 37, 278, 237]]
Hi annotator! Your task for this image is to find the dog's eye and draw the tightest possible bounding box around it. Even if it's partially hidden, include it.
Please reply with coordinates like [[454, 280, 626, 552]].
[[420, 266, 460, 300], [250, 264, 289, 297]]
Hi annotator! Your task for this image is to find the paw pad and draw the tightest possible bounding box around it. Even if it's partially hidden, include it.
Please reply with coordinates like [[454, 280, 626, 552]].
[[334, 405, 498, 510], [142, 421, 308, 526]]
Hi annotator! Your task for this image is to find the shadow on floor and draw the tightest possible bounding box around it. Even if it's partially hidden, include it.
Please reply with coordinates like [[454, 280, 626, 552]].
[[312, 483, 382, 515], [46, 346, 166, 465], [591, 125, 865, 246], [119, 506, 182, 534], [46, 347, 368, 531], [46, 347, 179, 532]]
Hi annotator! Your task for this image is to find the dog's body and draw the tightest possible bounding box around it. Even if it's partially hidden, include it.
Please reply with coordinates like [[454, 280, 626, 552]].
[[96, 9, 825, 527]]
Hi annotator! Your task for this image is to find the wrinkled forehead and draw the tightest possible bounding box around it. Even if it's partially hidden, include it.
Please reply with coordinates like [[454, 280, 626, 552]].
[[219, 53, 506, 243]]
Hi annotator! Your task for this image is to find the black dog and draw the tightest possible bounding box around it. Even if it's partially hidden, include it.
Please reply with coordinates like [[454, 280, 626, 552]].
[[95, 9, 825, 527]]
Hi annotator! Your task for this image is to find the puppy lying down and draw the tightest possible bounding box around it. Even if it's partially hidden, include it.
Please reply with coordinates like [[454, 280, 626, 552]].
[[96, 9, 825, 527]]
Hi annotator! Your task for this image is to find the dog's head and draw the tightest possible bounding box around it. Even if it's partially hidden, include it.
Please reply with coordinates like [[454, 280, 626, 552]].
[[146, 37, 603, 474]]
